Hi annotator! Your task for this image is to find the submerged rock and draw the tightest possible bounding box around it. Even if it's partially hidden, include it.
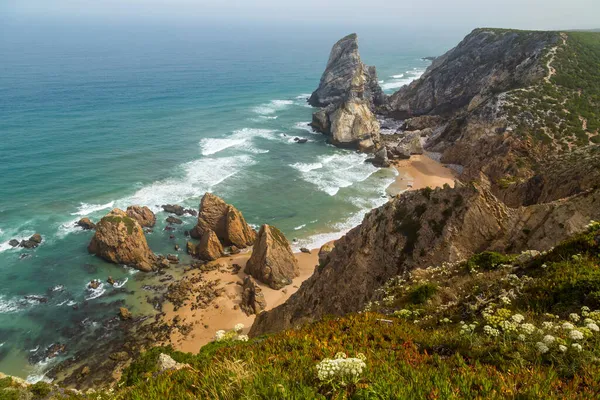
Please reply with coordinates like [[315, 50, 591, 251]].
[[76, 218, 96, 230], [8, 239, 19, 247], [240, 276, 267, 315], [87, 209, 156, 272], [244, 224, 299, 290], [118, 307, 132, 320], [196, 229, 224, 261], [126, 205, 156, 228], [162, 204, 185, 216], [166, 216, 183, 225]]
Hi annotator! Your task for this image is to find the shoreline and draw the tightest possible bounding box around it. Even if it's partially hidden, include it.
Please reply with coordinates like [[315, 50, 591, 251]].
[[161, 153, 457, 353]]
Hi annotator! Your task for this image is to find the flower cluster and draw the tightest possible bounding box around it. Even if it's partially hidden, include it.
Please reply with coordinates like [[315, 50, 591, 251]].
[[214, 323, 248, 342], [316, 352, 366, 384]]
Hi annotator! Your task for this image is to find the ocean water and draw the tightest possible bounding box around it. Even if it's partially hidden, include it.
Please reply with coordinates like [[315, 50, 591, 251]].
[[0, 18, 464, 379]]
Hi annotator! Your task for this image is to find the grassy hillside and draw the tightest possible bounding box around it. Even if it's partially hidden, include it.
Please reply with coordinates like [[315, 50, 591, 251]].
[[4, 221, 599, 399], [504, 31, 600, 149]]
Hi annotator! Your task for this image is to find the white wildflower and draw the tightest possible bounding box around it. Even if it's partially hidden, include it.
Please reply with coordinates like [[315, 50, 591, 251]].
[[237, 334, 249, 342], [511, 314, 525, 323], [569, 330, 584, 340], [542, 335, 555, 345], [520, 323, 536, 335], [234, 323, 245, 333], [536, 342, 549, 354], [483, 325, 500, 337], [571, 343, 583, 352], [558, 345, 567, 353], [542, 321, 555, 330], [518, 334, 526, 341], [215, 330, 226, 341], [569, 313, 581, 322], [562, 322, 575, 330], [586, 323, 600, 332]]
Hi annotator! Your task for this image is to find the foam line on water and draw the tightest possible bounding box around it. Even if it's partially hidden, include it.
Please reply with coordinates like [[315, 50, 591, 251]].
[[253, 99, 294, 115], [290, 151, 379, 196], [199, 128, 275, 156], [70, 201, 115, 216], [380, 68, 425, 91]]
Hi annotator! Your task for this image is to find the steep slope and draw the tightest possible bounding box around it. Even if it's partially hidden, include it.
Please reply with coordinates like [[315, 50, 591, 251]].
[[251, 184, 600, 335]]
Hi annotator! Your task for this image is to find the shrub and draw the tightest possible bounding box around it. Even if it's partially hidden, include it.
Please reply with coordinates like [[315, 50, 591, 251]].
[[409, 283, 438, 304]]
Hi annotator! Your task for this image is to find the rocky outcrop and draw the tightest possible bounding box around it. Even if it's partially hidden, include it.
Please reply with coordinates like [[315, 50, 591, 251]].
[[370, 146, 390, 167], [20, 234, 42, 249], [308, 33, 384, 109], [318, 242, 335, 266], [87, 209, 156, 272], [385, 29, 558, 118], [190, 193, 255, 248], [76, 218, 96, 230], [309, 34, 383, 152], [126, 206, 156, 228], [244, 225, 299, 290], [251, 184, 600, 336], [162, 204, 185, 216], [156, 353, 190, 373], [195, 229, 224, 261], [240, 276, 267, 315], [386, 131, 425, 159]]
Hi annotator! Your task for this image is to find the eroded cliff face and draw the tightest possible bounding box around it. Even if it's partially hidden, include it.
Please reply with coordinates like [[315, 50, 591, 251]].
[[251, 184, 600, 336], [385, 29, 558, 118]]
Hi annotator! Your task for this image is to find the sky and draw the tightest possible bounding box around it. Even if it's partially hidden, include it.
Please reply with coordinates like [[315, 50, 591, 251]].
[[2, 0, 600, 31]]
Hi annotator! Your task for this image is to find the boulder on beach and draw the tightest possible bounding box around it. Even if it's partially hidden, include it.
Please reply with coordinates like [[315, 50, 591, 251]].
[[87, 208, 156, 272], [196, 229, 224, 261], [244, 224, 299, 290], [190, 193, 256, 248], [240, 275, 267, 315], [76, 218, 96, 230], [126, 205, 156, 228], [370, 146, 391, 167]]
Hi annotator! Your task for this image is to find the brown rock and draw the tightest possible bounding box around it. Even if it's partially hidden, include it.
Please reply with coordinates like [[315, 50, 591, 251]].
[[162, 204, 185, 216], [190, 193, 228, 239], [87, 209, 156, 272], [167, 254, 179, 264], [318, 242, 335, 266], [166, 216, 183, 225], [244, 224, 299, 290], [196, 229, 224, 261], [107, 276, 116, 286], [76, 218, 96, 230], [300, 247, 311, 254], [190, 193, 256, 248], [126, 205, 156, 227], [225, 205, 256, 248], [109, 351, 130, 361], [20, 233, 43, 249], [240, 276, 267, 315], [186, 241, 196, 256], [229, 246, 241, 255], [88, 280, 101, 289], [118, 307, 132, 320]]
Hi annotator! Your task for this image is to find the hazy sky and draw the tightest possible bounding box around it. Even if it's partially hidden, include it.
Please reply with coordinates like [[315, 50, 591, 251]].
[[2, 0, 599, 30]]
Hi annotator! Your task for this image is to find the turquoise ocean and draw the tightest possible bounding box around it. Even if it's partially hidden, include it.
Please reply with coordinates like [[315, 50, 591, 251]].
[[0, 18, 465, 380]]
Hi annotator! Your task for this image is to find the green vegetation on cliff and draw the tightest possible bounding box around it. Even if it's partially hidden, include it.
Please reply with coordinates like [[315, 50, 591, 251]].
[[5, 222, 598, 399]]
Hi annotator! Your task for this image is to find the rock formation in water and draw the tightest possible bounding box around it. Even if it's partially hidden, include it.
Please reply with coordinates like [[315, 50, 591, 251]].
[[88, 209, 156, 272], [244, 224, 299, 290], [309, 33, 384, 108], [126, 205, 156, 228], [76, 218, 96, 230], [309, 34, 383, 152], [190, 193, 255, 248]]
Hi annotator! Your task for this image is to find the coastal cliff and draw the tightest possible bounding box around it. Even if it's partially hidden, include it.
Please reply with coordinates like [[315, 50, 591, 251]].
[[251, 29, 600, 335]]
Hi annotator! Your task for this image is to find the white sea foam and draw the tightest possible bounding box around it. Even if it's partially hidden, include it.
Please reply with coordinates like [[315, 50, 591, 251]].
[[122, 154, 256, 212], [253, 99, 294, 115], [30, 345, 40, 352], [290, 152, 378, 196], [294, 224, 306, 230], [294, 122, 319, 135], [0, 296, 20, 313], [112, 277, 129, 289], [71, 201, 115, 216], [85, 282, 105, 301], [380, 69, 425, 91], [66, 300, 77, 306], [293, 171, 397, 251], [199, 128, 276, 156]]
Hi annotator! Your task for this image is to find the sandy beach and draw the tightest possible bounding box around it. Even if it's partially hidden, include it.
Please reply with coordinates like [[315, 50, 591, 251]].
[[387, 154, 457, 196], [163, 154, 457, 352]]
